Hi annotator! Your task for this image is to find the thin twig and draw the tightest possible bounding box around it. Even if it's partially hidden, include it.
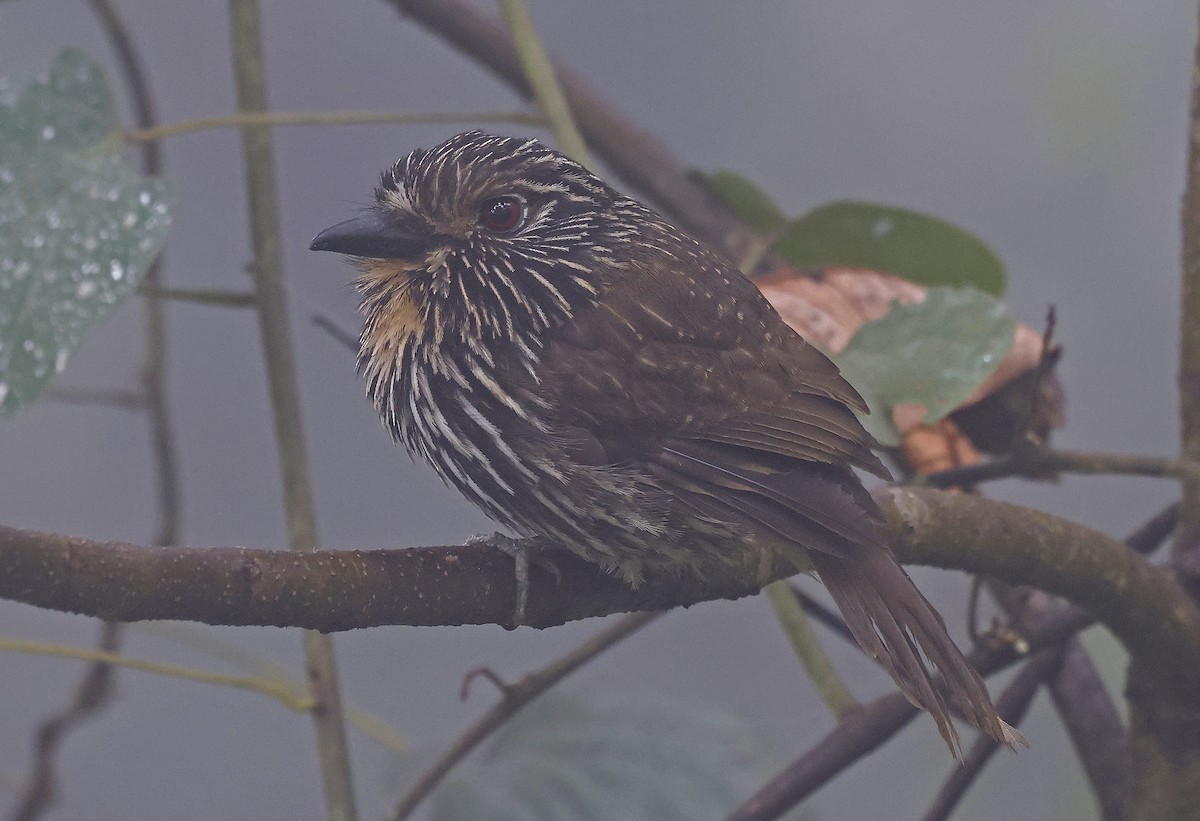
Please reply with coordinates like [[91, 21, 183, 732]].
[[1179, 2, 1200, 579], [138, 285, 257, 307], [139, 622, 411, 754], [310, 313, 360, 354], [725, 605, 1089, 821], [1109, 23, 1200, 818], [11, 2, 183, 818], [988, 581, 1132, 821], [764, 581, 857, 719], [40, 385, 145, 410], [919, 649, 1061, 821], [0, 636, 315, 711], [126, 109, 544, 143], [1048, 638, 1130, 821], [498, 0, 591, 167], [7, 624, 121, 821], [227, 2, 357, 819], [386, 0, 761, 263], [459, 667, 511, 699], [1125, 501, 1181, 556], [966, 575, 984, 646], [88, 0, 182, 549], [787, 584, 856, 645], [387, 610, 660, 820], [919, 446, 1200, 489]]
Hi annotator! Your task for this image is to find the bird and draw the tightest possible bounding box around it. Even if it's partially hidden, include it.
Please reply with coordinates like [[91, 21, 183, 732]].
[[310, 130, 1022, 753]]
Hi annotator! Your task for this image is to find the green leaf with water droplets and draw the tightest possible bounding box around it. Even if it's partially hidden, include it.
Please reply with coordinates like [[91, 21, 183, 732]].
[[832, 286, 1015, 445], [0, 49, 174, 414], [773, 201, 1006, 295]]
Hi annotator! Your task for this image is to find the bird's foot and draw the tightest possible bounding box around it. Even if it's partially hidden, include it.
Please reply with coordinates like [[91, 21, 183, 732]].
[[474, 533, 560, 627]]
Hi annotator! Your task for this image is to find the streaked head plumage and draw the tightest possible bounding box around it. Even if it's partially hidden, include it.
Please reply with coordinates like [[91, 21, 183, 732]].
[[375, 131, 611, 236], [314, 132, 633, 345]]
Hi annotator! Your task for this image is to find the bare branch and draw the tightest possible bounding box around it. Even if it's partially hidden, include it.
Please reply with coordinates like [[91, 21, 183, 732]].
[[725, 604, 1092, 821], [1, 635, 316, 711], [726, 690, 917, 821], [786, 584, 857, 645], [384, 0, 760, 263], [1050, 639, 1130, 821], [497, 0, 590, 167], [765, 580, 857, 719], [727, 498, 1178, 821], [310, 313, 359, 353], [89, 0, 182, 549], [387, 611, 659, 820], [228, 1, 356, 817], [0, 523, 772, 629], [984, 577, 1134, 821], [10, 2, 187, 817], [965, 495, 1173, 821], [138, 285, 257, 307], [919, 649, 1061, 821], [920, 446, 1200, 489], [12, 500, 1165, 821], [880, 488, 1200, 685], [126, 109, 543, 142], [1179, 0, 1200, 580], [41, 385, 145, 410], [4, 489, 1198, 681], [8, 623, 121, 821], [1124, 501, 1182, 556]]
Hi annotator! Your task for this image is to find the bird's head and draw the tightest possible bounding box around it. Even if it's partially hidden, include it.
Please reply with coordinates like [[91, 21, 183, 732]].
[[311, 131, 628, 350]]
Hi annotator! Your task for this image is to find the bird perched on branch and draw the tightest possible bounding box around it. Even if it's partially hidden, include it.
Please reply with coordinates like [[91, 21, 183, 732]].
[[311, 131, 1021, 753]]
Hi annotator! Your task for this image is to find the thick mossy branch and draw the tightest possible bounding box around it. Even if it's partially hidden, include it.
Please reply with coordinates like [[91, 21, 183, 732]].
[[880, 487, 1200, 686], [3, 488, 1199, 681]]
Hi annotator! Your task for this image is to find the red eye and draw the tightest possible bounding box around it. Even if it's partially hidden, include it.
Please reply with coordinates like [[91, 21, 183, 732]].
[[479, 195, 525, 233]]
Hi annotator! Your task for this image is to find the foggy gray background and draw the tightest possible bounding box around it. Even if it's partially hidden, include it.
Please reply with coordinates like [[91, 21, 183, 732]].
[[0, 2, 1189, 819]]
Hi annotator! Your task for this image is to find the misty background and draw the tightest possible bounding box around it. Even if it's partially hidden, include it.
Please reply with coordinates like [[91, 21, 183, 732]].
[[0, 2, 1191, 819]]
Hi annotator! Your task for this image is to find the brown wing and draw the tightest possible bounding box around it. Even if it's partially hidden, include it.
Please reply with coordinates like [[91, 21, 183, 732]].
[[540, 248, 898, 557], [539, 251, 1018, 753], [540, 251, 888, 477]]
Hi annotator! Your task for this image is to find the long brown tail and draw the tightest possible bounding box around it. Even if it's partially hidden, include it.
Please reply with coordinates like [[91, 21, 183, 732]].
[[807, 544, 1025, 754], [651, 440, 1022, 751]]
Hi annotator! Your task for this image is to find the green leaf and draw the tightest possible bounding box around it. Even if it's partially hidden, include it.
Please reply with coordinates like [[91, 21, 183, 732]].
[[832, 286, 1016, 445], [430, 692, 793, 821], [0, 49, 175, 414], [693, 169, 788, 235], [773, 201, 1006, 295]]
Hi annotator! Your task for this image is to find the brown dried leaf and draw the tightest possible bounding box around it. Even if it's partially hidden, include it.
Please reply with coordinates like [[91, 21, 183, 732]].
[[756, 266, 925, 354], [899, 418, 983, 477], [757, 266, 1064, 473]]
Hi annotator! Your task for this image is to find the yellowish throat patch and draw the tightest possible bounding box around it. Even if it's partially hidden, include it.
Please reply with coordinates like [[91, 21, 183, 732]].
[[358, 259, 424, 353]]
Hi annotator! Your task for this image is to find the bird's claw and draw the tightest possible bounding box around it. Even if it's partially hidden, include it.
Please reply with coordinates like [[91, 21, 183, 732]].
[[485, 534, 560, 627]]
